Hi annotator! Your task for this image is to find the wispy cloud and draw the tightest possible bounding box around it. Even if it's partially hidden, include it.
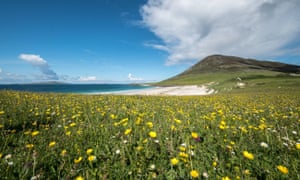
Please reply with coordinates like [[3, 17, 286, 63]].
[[141, 0, 300, 64], [78, 76, 97, 81], [0, 68, 28, 83], [19, 53, 59, 80], [128, 73, 143, 81]]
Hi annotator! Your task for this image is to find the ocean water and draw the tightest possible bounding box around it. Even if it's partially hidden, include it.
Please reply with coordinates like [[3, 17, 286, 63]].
[[0, 84, 152, 94]]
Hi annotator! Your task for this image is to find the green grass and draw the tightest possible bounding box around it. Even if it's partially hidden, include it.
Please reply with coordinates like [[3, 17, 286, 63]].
[[0, 90, 299, 179], [156, 70, 300, 93]]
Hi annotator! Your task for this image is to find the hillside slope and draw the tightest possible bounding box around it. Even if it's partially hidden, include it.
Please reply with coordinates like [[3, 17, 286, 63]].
[[157, 55, 300, 93]]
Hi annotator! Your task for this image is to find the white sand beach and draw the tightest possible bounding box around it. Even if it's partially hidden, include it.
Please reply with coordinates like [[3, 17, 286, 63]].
[[113, 85, 214, 96]]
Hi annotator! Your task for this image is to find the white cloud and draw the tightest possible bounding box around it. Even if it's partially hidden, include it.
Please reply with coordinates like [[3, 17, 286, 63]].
[[19, 53, 59, 80], [78, 76, 97, 81], [141, 0, 300, 64], [128, 73, 143, 81], [19, 54, 47, 65]]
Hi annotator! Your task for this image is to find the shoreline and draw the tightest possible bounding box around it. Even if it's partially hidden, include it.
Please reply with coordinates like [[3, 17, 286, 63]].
[[108, 85, 215, 96]]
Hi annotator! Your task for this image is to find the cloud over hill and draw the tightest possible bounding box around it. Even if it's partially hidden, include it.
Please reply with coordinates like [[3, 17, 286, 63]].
[[141, 0, 300, 65]]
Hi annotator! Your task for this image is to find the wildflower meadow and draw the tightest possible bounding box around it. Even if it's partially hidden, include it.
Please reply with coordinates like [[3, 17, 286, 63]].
[[0, 90, 299, 179]]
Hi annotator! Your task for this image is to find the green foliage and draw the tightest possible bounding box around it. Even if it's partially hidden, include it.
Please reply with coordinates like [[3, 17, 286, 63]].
[[156, 71, 300, 94], [0, 90, 299, 179]]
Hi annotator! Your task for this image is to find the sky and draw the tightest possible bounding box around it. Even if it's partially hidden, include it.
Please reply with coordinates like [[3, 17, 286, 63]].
[[0, 0, 300, 84]]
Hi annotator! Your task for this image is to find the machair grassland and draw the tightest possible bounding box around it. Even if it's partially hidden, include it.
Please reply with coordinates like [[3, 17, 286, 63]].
[[0, 90, 299, 179]]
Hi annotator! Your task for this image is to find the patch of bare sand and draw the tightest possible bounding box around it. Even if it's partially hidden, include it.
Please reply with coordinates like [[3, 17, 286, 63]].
[[115, 85, 214, 96]]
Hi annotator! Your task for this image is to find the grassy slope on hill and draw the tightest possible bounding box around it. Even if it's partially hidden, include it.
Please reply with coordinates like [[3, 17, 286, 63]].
[[156, 55, 300, 93]]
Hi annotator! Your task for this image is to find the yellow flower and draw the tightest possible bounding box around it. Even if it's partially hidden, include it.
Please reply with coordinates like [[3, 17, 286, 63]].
[[146, 122, 153, 128], [26, 144, 34, 149], [243, 169, 251, 175], [65, 131, 71, 136], [191, 132, 199, 139], [0, 124, 3, 128], [296, 143, 300, 150], [243, 151, 254, 160], [136, 146, 143, 151], [170, 158, 179, 165], [60, 149, 67, 156], [213, 161, 217, 167], [88, 155, 96, 162], [171, 125, 176, 131], [69, 122, 76, 127], [74, 156, 83, 164], [31, 131, 39, 136], [174, 119, 182, 124], [190, 170, 199, 178], [0, 153, 2, 158], [149, 131, 157, 138], [86, 148, 93, 155], [124, 128, 132, 135], [179, 146, 186, 151], [0, 111, 5, 115], [75, 176, 84, 180], [179, 152, 189, 158], [48, 141, 56, 147], [222, 176, 231, 180], [277, 165, 288, 174]]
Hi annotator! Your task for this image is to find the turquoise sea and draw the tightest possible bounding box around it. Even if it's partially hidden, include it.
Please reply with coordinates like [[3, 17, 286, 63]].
[[0, 84, 152, 94]]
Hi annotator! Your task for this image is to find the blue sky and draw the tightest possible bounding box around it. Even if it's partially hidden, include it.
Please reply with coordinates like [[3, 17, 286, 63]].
[[0, 0, 300, 84]]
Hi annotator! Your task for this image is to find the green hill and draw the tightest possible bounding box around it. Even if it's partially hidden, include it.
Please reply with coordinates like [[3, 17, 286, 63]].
[[156, 55, 300, 93]]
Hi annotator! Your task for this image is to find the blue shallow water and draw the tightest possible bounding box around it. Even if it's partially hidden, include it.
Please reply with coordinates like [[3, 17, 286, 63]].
[[0, 84, 152, 94]]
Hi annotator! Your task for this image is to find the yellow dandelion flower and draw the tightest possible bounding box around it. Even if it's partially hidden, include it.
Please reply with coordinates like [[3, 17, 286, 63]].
[[179, 146, 186, 151], [136, 146, 143, 151], [65, 131, 71, 136], [190, 170, 199, 178], [135, 117, 142, 125], [213, 161, 217, 167], [170, 158, 179, 165], [60, 149, 67, 156], [171, 125, 176, 130], [31, 131, 39, 136], [74, 156, 83, 164], [179, 152, 189, 158], [88, 155, 96, 162], [69, 122, 76, 127], [146, 122, 153, 128], [243, 151, 254, 160], [174, 119, 182, 124], [243, 169, 251, 175], [110, 114, 116, 119], [149, 131, 157, 138], [277, 165, 288, 174], [219, 124, 225, 130], [26, 144, 34, 149], [296, 143, 300, 150], [222, 176, 231, 180], [48, 141, 56, 147], [191, 132, 199, 139], [124, 128, 132, 135], [86, 148, 93, 155], [0, 111, 5, 115], [75, 175, 84, 180]]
